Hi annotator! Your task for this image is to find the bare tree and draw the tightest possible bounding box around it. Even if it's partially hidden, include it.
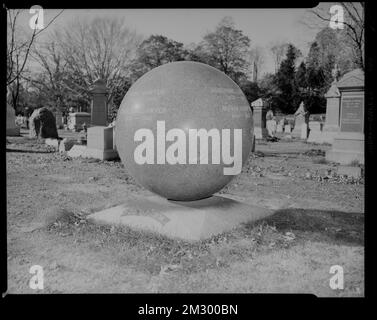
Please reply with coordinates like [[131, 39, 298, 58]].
[[270, 42, 289, 73], [249, 46, 265, 82], [6, 8, 64, 111], [27, 40, 70, 112], [310, 2, 364, 70], [200, 16, 251, 83], [51, 16, 142, 109]]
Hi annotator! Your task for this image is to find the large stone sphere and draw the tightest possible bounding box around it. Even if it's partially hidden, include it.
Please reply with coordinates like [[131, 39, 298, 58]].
[[116, 61, 253, 201]]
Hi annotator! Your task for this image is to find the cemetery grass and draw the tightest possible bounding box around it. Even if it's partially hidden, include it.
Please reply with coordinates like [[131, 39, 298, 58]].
[[7, 132, 364, 296]]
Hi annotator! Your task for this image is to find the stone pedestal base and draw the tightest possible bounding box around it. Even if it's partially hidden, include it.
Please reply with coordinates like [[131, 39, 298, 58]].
[[291, 128, 301, 138], [326, 132, 364, 164], [254, 127, 268, 139], [321, 125, 340, 144], [87, 195, 274, 241], [307, 130, 323, 144], [67, 145, 118, 160], [300, 123, 309, 140], [6, 127, 20, 136], [67, 126, 118, 160]]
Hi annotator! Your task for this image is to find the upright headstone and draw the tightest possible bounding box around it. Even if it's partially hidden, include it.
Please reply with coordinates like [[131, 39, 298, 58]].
[[322, 82, 341, 144], [29, 107, 59, 139], [55, 110, 64, 129], [68, 112, 91, 131], [307, 121, 323, 143], [300, 123, 309, 140], [68, 80, 118, 160], [326, 69, 364, 164], [284, 124, 291, 133], [251, 98, 268, 139], [90, 78, 108, 126], [276, 118, 284, 133], [292, 102, 309, 138]]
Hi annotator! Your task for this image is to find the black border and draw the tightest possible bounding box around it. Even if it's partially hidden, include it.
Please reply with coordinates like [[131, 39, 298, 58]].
[[2, 0, 375, 315]]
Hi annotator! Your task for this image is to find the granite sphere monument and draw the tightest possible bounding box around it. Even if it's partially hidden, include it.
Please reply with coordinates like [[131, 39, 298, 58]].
[[116, 61, 253, 201]]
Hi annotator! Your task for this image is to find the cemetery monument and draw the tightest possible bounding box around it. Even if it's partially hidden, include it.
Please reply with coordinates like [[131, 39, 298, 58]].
[[292, 101, 309, 139], [68, 79, 118, 160], [29, 107, 59, 139], [322, 66, 341, 144], [326, 69, 364, 164], [251, 98, 268, 139], [88, 61, 272, 240]]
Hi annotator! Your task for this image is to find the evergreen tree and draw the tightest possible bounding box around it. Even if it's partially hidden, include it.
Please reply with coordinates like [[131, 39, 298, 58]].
[[305, 41, 327, 113], [273, 44, 301, 114]]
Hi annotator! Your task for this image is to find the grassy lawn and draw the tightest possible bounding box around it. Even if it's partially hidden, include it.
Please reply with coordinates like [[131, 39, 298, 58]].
[[6, 131, 364, 295]]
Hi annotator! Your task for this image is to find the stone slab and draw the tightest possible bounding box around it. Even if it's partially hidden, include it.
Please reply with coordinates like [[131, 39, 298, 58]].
[[87, 195, 274, 241], [45, 138, 60, 150], [326, 132, 364, 164], [337, 165, 362, 179], [59, 138, 80, 152], [87, 126, 114, 150], [67, 145, 118, 160], [322, 124, 340, 144]]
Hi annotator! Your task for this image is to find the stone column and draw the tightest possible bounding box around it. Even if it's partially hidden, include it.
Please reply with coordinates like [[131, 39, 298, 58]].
[[251, 98, 268, 139], [90, 78, 108, 126], [322, 82, 341, 144]]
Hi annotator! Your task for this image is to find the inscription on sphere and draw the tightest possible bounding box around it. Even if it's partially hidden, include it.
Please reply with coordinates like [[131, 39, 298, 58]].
[[116, 61, 253, 201]]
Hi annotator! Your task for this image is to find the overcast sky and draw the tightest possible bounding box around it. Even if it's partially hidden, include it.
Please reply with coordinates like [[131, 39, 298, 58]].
[[15, 7, 331, 75]]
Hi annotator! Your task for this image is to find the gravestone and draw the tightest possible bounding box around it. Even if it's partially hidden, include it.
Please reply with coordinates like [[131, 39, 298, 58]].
[[326, 69, 364, 164], [29, 107, 59, 139], [90, 78, 108, 126], [6, 91, 20, 136], [300, 123, 309, 140], [88, 61, 273, 241], [284, 124, 291, 133], [68, 112, 90, 131], [322, 82, 341, 144], [292, 102, 309, 138], [276, 118, 284, 133], [251, 98, 268, 139], [307, 121, 323, 143], [55, 111, 64, 129], [68, 80, 118, 160]]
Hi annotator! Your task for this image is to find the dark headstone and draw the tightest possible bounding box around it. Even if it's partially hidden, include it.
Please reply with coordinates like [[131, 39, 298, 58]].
[[29, 107, 59, 139]]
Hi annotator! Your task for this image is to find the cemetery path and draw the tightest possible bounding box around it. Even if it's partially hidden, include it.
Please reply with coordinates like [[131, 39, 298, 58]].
[[6, 134, 364, 296]]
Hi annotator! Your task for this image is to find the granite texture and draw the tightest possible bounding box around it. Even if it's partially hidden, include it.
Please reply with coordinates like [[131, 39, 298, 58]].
[[116, 61, 253, 201]]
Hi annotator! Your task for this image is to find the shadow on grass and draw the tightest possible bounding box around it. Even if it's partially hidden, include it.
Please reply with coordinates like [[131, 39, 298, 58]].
[[6, 148, 53, 154], [253, 208, 364, 246]]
